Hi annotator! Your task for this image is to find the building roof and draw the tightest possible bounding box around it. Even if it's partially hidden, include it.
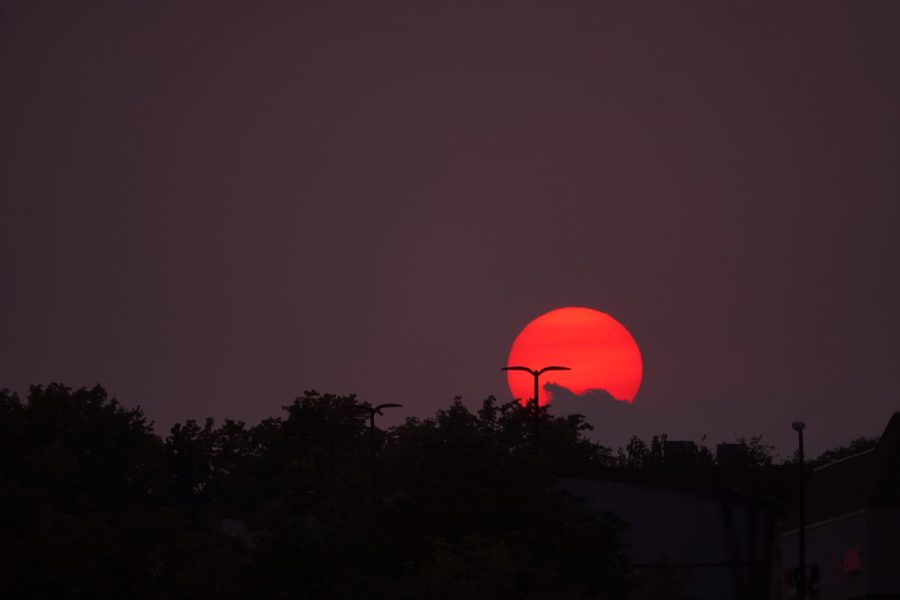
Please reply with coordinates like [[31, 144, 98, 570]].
[[787, 412, 900, 528]]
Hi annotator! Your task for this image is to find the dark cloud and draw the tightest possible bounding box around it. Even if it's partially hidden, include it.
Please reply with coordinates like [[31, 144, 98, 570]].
[[544, 384, 640, 447], [546, 383, 624, 406]]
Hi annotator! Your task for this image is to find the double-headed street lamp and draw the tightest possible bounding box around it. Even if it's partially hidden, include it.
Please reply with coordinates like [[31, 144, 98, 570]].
[[502, 365, 571, 454]]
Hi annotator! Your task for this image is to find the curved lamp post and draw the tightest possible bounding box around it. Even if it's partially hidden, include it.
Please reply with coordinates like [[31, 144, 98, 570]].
[[501, 366, 570, 454], [792, 420, 806, 600], [360, 403, 403, 497]]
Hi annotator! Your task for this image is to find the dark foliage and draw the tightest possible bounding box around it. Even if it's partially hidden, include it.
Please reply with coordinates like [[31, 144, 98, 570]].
[[0, 387, 627, 599], [2, 384, 851, 598], [0, 385, 245, 599]]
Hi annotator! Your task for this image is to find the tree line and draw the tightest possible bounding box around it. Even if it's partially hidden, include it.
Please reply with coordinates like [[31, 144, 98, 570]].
[[0, 384, 875, 599]]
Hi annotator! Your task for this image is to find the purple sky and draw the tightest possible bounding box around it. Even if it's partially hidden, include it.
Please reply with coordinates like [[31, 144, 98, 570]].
[[2, 1, 898, 457]]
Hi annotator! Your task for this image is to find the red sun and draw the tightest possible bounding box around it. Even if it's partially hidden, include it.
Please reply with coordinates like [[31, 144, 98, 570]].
[[506, 307, 642, 406]]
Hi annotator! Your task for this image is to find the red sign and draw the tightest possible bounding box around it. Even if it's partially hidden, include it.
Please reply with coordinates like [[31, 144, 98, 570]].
[[844, 548, 862, 573]]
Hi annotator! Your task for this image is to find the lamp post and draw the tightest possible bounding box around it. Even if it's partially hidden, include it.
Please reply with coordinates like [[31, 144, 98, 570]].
[[792, 420, 806, 600], [361, 403, 403, 498], [501, 366, 570, 454]]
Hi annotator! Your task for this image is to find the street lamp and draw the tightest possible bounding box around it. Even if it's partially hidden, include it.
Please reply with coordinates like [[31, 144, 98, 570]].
[[360, 403, 403, 498], [501, 365, 571, 454], [792, 420, 806, 600]]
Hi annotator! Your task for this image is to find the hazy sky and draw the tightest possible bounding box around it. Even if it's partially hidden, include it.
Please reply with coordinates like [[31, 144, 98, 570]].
[[3, 1, 898, 457]]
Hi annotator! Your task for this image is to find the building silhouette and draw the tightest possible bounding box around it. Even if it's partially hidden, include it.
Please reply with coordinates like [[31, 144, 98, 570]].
[[563, 414, 900, 600], [781, 412, 900, 600], [562, 473, 779, 599]]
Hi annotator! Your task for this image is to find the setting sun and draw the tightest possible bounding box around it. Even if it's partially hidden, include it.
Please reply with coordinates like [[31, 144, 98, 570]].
[[506, 307, 643, 406]]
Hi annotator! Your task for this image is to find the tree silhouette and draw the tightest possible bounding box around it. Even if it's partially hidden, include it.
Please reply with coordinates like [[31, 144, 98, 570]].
[[0, 385, 245, 599], [4, 382, 864, 598]]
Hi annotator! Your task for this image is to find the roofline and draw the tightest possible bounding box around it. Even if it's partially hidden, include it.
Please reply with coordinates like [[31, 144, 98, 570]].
[[812, 447, 876, 472], [783, 507, 900, 536]]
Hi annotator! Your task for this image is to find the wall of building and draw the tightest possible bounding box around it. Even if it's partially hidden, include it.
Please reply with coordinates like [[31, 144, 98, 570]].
[[561, 478, 774, 600], [781, 510, 867, 600], [865, 509, 900, 596]]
